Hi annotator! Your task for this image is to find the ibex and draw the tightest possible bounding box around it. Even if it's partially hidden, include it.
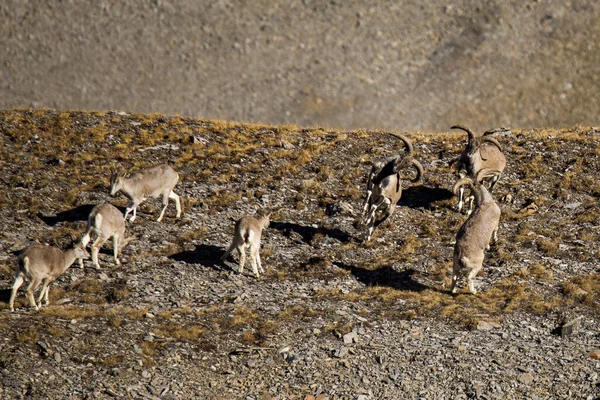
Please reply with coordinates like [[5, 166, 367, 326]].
[[451, 125, 506, 214], [80, 203, 127, 269], [221, 212, 271, 278], [9, 243, 89, 312], [360, 134, 424, 242], [451, 169, 501, 294], [110, 164, 182, 222]]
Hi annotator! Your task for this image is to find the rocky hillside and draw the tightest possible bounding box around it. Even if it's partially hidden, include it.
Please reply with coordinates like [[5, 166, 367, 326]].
[[2, 1, 600, 131], [0, 109, 599, 398]]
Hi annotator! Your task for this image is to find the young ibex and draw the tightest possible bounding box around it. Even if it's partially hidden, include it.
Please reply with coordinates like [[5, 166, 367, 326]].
[[110, 164, 182, 222], [452, 125, 506, 213], [80, 203, 126, 269], [451, 169, 501, 294], [221, 212, 271, 278], [360, 134, 424, 242], [9, 243, 89, 312]]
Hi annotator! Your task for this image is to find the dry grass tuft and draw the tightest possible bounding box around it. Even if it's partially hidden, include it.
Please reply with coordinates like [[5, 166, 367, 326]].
[[241, 330, 258, 345], [16, 327, 40, 344], [154, 323, 204, 341], [229, 306, 259, 327]]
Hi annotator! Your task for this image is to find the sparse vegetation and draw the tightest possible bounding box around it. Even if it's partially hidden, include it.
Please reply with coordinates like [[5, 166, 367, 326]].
[[0, 110, 599, 398]]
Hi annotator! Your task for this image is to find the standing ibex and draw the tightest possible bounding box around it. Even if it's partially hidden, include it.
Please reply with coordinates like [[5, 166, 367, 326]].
[[110, 164, 182, 222], [9, 243, 89, 312], [221, 212, 271, 278], [360, 134, 424, 242], [452, 125, 506, 214], [451, 169, 501, 294], [80, 203, 127, 269]]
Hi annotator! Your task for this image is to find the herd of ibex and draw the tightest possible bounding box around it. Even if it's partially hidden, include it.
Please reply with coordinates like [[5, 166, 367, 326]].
[[8, 124, 508, 311]]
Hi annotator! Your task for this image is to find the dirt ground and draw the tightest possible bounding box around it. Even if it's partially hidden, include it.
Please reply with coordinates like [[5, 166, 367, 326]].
[[0, 109, 599, 399]]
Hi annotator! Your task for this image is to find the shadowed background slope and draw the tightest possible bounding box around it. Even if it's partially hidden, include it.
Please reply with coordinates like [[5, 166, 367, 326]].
[[1, 0, 599, 131]]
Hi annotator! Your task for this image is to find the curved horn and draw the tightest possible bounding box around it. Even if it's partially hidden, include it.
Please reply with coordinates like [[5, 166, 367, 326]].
[[451, 125, 475, 143], [389, 133, 413, 156], [409, 159, 424, 183], [475, 168, 501, 183], [452, 177, 475, 196], [480, 136, 503, 152]]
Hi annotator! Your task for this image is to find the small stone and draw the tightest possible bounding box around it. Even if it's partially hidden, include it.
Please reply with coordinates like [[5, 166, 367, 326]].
[[339, 202, 355, 214], [286, 354, 300, 364], [325, 204, 343, 216], [142, 370, 151, 379], [357, 395, 368, 400], [560, 316, 583, 338], [280, 140, 294, 149], [334, 346, 348, 358], [586, 351, 600, 359], [145, 312, 155, 319], [564, 202, 582, 210], [516, 202, 538, 218], [54, 352, 61, 363], [55, 297, 72, 305], [343, 332, 358, 344], [37, 341, 52, 357], [518, 373, 534, 385], [278, 346, 290, 354], [99, 273, 109, 281], [476, 321, 500, 331]]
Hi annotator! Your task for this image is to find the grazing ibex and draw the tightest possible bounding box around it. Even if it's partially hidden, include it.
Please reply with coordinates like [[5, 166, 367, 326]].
[[110, 164, 182, 222], [221, 212, 271, 278], [451, 125, 507, 213], [80, 203, 127, 269], [450, 169, 501, 294], [360, 134, 424, 242], [9, 243, 89, 312]]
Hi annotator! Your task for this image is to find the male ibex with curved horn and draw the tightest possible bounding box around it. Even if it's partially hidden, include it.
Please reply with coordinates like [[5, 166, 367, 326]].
[[452, 125, 507, 214], [360, 133, 424, 242]]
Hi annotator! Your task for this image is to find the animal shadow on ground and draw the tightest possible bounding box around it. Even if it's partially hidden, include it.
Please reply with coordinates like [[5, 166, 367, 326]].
[[0, 289, 12, 304], [37, 204, 127, 226], [169, 244, 224, 271], [334, 262, 433, 292], [270, 221, 354, 244], [398, 185, 454, 209]]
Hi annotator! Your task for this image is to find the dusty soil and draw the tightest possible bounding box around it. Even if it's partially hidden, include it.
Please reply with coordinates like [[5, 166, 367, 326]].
[[0, 109, 599, 399], [2, 1, 600, 131]]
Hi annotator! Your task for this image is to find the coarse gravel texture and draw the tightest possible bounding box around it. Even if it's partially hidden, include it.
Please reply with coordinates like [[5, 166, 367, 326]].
[[0, 109, 599, 399]]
